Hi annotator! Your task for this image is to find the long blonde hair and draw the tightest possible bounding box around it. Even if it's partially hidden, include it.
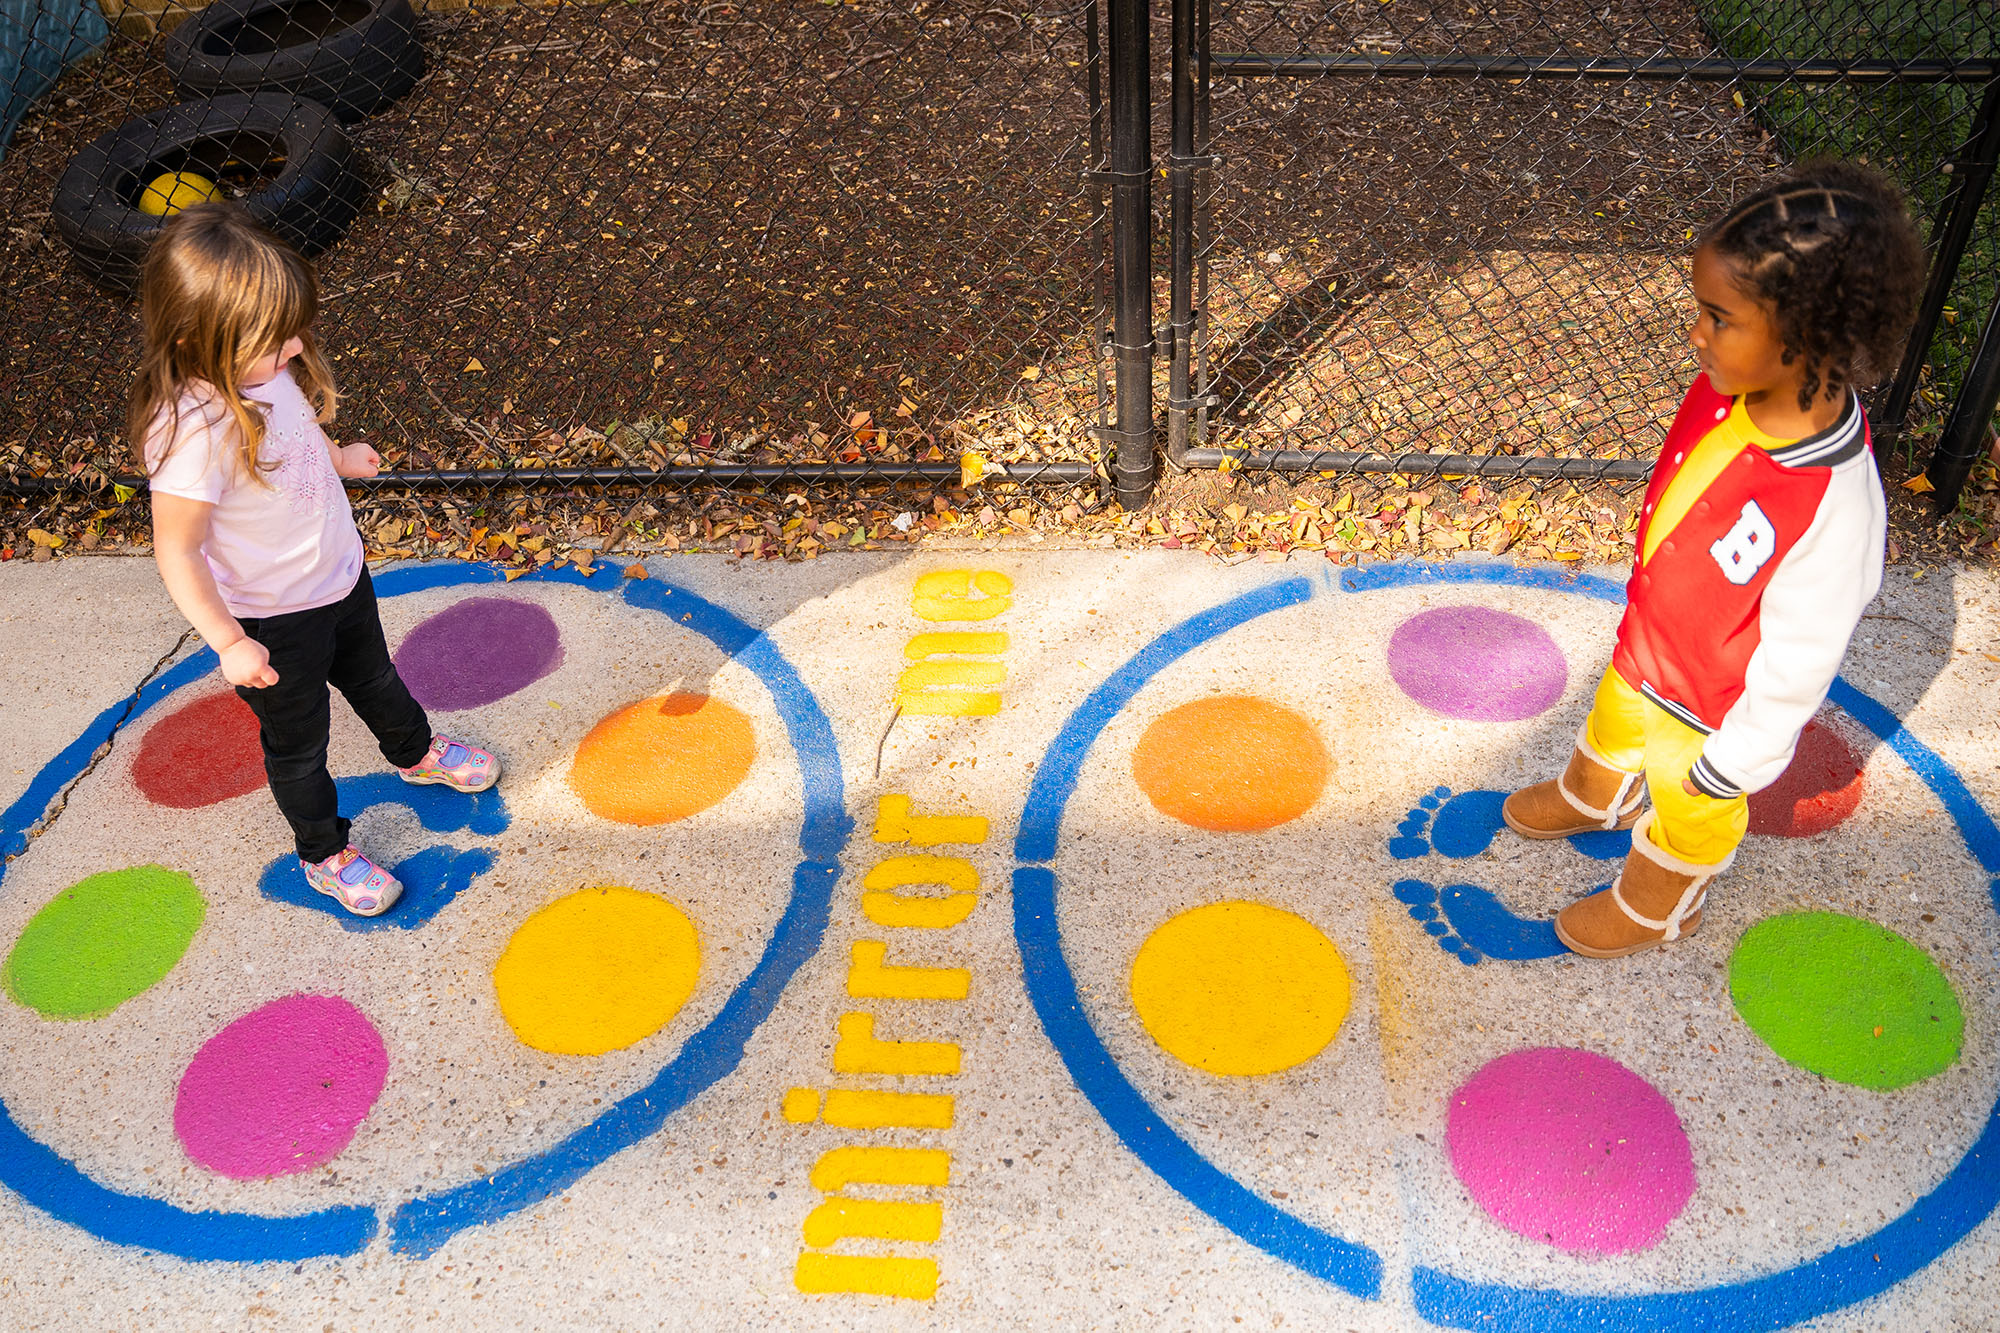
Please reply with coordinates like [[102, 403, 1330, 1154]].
[[128, 203, 338, 484]]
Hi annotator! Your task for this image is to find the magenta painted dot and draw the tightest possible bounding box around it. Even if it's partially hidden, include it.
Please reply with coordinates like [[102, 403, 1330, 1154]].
[[394, 596, 564, 711], [1387, 606, 1567, 721], [174, 995, 388, 1180], [1446, 1047, 1695, 1255]]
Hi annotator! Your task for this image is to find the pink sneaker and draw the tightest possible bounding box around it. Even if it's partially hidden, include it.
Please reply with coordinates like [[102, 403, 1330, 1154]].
[[301, 847, 402, 917], [399, 734, 499, 793]]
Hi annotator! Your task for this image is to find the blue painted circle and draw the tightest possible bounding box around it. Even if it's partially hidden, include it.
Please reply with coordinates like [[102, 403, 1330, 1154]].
[[0, 562, 851, 1262], [1011, 561, 2000, 1330]]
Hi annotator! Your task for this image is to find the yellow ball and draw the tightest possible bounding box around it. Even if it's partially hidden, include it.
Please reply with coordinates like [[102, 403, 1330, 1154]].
[[137, 171, 224, 217]]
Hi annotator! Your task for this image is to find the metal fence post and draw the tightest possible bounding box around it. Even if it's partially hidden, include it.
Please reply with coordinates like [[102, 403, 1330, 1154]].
[[1106, 0, 1156, 508], [1884, 77, 2000, 434], [1925, 285, 2000, 513], [1164, 0, 1196, 468]]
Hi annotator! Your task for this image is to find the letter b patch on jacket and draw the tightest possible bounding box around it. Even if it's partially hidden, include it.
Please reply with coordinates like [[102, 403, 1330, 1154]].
[[1710, 501, 1777, 585]]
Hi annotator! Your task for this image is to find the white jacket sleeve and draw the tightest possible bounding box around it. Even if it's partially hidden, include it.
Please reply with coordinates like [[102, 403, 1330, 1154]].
[[1689, 454, 1885, 798]]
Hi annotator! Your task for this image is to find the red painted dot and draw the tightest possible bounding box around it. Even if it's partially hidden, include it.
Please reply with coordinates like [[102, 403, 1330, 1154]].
[[132, 690, 265, 809], [1748, 719, 1863, 838]]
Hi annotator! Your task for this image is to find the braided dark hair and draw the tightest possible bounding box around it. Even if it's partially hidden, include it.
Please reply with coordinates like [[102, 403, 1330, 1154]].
[[1701, 160, 1925, 412]]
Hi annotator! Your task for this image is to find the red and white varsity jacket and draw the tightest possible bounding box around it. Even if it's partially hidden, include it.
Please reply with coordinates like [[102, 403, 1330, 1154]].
[[1611, 375, 1885, 798]]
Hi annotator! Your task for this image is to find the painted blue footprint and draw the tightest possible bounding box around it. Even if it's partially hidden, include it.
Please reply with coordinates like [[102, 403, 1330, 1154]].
[[257, 775, 510, 932], [260, 845, 497, 933], [1392, 879, 1575, 964], [1388, 785, 1625, 964], [1390, 785, 1629, 862]]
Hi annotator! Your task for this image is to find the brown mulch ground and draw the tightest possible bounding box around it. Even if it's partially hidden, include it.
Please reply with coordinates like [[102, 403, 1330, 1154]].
[[0, 0, 1989, 570]]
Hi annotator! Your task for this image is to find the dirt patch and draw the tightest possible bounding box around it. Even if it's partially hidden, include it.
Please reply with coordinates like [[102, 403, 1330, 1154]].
[[0, 1, 1112, 480]]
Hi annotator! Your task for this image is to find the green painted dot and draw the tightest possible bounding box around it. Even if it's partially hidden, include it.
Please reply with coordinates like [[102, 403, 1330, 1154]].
[[3, 866, 205, 1020], [1729, 911, 1962, 1090]]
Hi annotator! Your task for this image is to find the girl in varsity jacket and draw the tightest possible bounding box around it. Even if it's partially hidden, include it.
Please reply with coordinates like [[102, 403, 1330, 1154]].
[[1503, 161, 1926, 958]]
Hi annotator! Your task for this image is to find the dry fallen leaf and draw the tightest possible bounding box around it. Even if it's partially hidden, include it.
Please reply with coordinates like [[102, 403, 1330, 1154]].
[[960, 451, 988, 489], [1901, 474, 1936, 494], [26, 528, 62, 548], [623, 563, 649, 579], [463, 357, 486, 373]]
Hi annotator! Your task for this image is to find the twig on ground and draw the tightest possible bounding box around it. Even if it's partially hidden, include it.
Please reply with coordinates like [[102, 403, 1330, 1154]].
[[873, 704, 902, 779]]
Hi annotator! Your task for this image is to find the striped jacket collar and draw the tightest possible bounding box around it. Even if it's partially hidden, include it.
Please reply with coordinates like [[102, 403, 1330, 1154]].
[[1764, 393, 1866, 469]]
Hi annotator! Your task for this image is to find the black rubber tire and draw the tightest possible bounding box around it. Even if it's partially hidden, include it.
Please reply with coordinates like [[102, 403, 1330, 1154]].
[[52, 94, 367, 292], [162, 0, 425, 125]]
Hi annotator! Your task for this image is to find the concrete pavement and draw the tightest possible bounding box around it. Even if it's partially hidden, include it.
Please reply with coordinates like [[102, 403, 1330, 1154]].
[[0, 551, 1994, 1331]]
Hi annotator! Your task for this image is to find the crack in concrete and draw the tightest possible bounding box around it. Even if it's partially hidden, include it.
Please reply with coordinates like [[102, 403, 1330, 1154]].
[[10, 628, 202, 858]]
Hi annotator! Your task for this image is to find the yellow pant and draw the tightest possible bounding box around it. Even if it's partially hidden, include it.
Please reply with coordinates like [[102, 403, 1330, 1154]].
[[1584, 668, 1746, 867]]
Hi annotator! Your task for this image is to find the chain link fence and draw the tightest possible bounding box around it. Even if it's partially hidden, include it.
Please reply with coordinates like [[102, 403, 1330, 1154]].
[[0, 0, 1119, 547], [1, 0, 1997, 541], [1166, 0, 2000, 498]]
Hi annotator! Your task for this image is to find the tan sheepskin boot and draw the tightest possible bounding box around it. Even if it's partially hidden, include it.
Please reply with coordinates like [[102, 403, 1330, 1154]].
[[1554, 812, 1731, 959], [1501, 724, 1646, 840]]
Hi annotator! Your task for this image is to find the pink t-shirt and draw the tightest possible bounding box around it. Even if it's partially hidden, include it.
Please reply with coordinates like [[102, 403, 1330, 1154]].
[[144, 368, 363, 617]]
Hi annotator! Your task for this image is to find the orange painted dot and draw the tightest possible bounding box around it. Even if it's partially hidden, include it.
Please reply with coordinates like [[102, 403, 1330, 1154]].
[[1131, 695, 1330, 832], [568, 692, 755, 825]]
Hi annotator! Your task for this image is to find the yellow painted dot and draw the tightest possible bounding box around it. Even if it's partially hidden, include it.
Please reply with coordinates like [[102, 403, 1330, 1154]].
[[493, 887, 699, 1056], [1130, 901, 1349, 1076], [568, 692, 755, 825], [1131, 696, 1330, 832], [782, 1088, 822, 1123]]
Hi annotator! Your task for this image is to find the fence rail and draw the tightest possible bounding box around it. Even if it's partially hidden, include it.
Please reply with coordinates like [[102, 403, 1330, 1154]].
[[1209, 54, 2000, 82]]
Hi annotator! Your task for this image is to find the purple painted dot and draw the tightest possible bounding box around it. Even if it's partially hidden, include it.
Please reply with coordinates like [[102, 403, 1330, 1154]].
[[174, 994, 388, 1180], [1387, 606, 1567, 721], [395, 597, 564, 711], [1446, 1047, 1695, 1255]]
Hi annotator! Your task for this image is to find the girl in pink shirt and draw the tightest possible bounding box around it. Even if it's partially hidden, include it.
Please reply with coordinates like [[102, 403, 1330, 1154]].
[[137, 203, 498, 918]]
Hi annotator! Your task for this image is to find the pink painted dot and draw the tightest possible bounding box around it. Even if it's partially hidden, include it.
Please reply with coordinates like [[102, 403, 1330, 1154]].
[[1446, 1047, 1694, 1255], [1748, 718, 1864, 838], [1387, 607, 1567, 721], [174, 995, 387, 1180]]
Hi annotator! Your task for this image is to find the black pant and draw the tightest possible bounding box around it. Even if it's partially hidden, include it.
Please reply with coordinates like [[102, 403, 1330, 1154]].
[[235, 568, 432, 862]]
